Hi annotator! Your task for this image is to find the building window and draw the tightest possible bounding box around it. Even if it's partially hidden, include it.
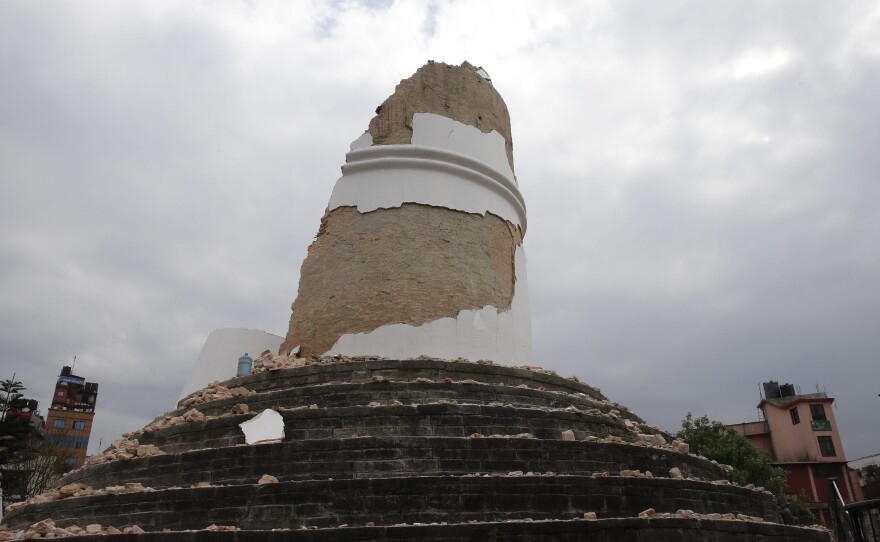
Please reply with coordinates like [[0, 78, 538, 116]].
[[814, 464, 842, 479], [790, 407, 800, 425], [52, 419, 66, 429], [809, 404, 827, 421], [56, 390, 65, 397], [73, 421, 86, 430], [818, 436, 836, 457]]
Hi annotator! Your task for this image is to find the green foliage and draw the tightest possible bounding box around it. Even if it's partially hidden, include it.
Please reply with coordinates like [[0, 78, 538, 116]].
[[779, 492, 816, 524], [1, 378, 29, 418], [1, 376, 70, 503], [1, 378, 33, 462], [677, 413, 787, 497], [864, 465, 880, 485]]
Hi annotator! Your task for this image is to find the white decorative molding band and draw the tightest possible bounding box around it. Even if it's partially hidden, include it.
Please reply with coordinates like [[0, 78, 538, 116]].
[[328, 144, 528, 232]]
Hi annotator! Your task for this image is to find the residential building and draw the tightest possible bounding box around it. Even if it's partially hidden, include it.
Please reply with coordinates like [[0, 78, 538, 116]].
[[729, 381, 863, 526], [44, 366, 98, 469]]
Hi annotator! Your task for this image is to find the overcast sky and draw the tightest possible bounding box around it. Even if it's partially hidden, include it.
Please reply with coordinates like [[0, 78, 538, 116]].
[[1, 1, 878, 460]]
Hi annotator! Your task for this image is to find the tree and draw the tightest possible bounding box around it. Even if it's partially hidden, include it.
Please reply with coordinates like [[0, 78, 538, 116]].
[[0, 378, 28, 422], [0, 377, 70, 503], [677, 413, 787, 496], [0, 378, 33, 467]]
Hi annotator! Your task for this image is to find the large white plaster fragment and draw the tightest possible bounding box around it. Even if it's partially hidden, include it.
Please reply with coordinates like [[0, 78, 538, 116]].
[[239, 409, 285, 445], [410, 113, 513, 180], [328, 113, 527, 231], [325, 246, 533, 363]]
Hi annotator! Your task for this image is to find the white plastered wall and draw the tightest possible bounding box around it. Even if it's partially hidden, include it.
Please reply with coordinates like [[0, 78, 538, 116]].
[[178, 328, 283, 400], [329, 113, 527, 232]]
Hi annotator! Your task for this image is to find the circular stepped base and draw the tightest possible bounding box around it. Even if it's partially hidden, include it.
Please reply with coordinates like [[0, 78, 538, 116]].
[[4, 475, 777, 531], [1, 358, 829, 541], [213, 360, 608, 403], [136, 403, 637, 454], [168, 380, 640, 423]]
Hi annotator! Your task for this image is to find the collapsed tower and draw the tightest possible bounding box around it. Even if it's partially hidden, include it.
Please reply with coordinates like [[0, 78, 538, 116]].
[[282, 60, 531, 363], [0, 62, 829, 541]]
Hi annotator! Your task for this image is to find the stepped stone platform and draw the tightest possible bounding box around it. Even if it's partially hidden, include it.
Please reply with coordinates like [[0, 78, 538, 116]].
[[1, 358, 829, 540]]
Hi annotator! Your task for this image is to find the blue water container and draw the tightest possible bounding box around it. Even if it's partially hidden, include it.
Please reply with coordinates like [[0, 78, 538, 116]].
[[237, 352, 253, 377]]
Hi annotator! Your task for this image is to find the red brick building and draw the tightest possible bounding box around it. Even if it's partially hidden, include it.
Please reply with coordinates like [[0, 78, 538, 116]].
[[44, 366, 99, 469]]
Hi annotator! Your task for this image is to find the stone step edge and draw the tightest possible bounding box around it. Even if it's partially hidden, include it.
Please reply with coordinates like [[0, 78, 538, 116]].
[[171, 379, 646, 426], [6, 473, 772, 524], [181, 358, 611, 407], [136, 401, 635, 443], [53, 435, 724, 490]]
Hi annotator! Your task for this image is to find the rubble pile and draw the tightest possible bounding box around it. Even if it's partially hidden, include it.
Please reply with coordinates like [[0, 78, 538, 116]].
[[250, 350, 387, 373]]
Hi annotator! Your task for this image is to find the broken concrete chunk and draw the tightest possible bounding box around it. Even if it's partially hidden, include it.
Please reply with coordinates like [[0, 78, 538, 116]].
[[29, 520, 55, 535], [136, 444, 164, 457], [672, 439, 690, 454], [239, 409, 285, 445], [183, 408, 206, 423], [230, 403, 249, 415], [258, 474, 279, 485], [560, 430, 575, 441]]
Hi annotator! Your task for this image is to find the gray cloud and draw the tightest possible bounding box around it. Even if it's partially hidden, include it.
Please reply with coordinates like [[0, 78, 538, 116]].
[[1, 0, 877, 460]]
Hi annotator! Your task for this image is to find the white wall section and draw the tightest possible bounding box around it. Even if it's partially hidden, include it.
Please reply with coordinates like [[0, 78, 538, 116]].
[[325, 246, 533, 363], [328, 113, 527, 232], [410, 113, 513, 180], [179, 328, 283, 401]]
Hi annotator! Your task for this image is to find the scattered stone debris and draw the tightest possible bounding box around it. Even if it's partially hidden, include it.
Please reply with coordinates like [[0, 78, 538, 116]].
[[105, 482, 154, 495], [76, 437, 165, 468], [205, 524, 240, 532], [560, 430, 575, 441], [2, 519, 150, 539], [251, 351, 387, 373], [258, 474, 279, 485], [6, 480, 163, 514], [583, 512, 598, 520], [672, 439, 690, 454], [179, 383, 255, 409], [638, 508, 656, 517]]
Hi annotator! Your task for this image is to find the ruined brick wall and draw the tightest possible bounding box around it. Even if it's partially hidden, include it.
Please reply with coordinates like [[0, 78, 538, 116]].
[[368, 60, 514, 170], [283, 204, 521, 356]]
